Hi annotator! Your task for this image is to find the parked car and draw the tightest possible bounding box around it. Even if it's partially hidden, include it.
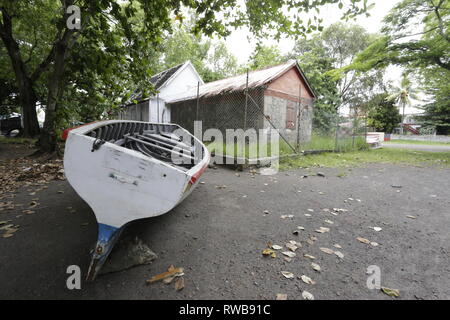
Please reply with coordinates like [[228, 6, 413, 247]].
[[0, 114, 22, 136]]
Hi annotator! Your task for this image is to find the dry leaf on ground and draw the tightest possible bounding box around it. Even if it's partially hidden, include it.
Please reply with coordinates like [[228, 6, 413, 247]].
[[300, 275, 316, 285], [315, 227, 330, 233], [146, 265, 184, 284], [357, 237, 371, 244], [319, 247, 334, 254], [281, 271, 294, 279], [282, 251, 296, 258], [276, 293, 287, 300], [311, 263, 321, 272], [175, 277, 185, 291], [302, 291, 314, 300], [381, 287, 400, 297]]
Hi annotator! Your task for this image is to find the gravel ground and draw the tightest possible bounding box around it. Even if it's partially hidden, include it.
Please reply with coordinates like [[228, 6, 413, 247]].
[[1, 144, 449, 300]]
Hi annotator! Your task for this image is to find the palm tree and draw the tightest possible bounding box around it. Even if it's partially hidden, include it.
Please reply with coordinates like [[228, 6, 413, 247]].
[[387, 75, 418, 134]]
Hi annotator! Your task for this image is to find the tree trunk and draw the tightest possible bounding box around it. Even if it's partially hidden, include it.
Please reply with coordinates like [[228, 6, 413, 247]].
[[38, 39, 70, 153], [18, 77, 40, 137], [0, 9, 40, 137]]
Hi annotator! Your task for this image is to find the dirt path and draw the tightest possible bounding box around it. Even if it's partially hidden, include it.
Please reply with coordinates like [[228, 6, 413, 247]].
[[1, 144, 449, 299]]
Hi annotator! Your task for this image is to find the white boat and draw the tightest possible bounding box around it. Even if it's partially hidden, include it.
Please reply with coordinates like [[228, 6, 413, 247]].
[[63, 120, 209, 280]]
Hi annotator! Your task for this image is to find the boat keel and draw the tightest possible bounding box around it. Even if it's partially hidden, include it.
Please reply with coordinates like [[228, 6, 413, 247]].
[[86, 223, 123, 282]]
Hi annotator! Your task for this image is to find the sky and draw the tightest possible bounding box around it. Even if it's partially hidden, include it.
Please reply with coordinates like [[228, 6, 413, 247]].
[[218, 0, 423, 115]]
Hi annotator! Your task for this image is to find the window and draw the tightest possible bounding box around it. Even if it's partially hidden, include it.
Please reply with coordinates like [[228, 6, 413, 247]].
[[286, 101, 296, 129]]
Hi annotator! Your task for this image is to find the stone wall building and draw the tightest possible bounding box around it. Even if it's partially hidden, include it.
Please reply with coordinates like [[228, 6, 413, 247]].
[[167, 60, 316, 143]]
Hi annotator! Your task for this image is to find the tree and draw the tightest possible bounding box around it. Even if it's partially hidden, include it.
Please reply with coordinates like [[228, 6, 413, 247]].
[[0, 0, 371, 153], [0, 1, 59, 136], [246, 43, 285, 70], [386, 75, 418, 133], [160, 22, 237, 82], [288, 41, 340, 133], [347, 0, 450, 134], [367, 93, 402, 133], [290, 23, 386, 133], [417, 66, 450, 134]]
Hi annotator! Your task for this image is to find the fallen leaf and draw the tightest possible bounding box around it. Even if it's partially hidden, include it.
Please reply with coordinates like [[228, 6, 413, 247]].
[[334, 251, 344, 259], [271, 245, 283, 250], [320, 247, 334, 254], [282, 251, 296, 258], [333, 244, 342, 249], [276, 293, 287, 300], [315, 227, 330, 233], [281, 271, 294, 279], [373, 227, 382, 232], [300, 275, 316, 285], [147, 266, 184, 284], [285, 242, 298, 252], [163, 276, 175, 284], [174, 277, 185, 291], [406, 215, 417, 219], [302, 291, 314, 300], [381, 287, 400, 297], [324, 219, 334, 224], [357, 237, 371, 244], [370, 242, 379, 247], [304, 214, 312, 217], [262, 248, 277, 258], [307, 209, 314, 212], [297, 226, 305, 230], [304, 254, 316, 260], [311, 263, 321, 272]]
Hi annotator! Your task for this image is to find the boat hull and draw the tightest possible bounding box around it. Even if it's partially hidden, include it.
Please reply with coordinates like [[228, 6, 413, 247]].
[[63, 120, 209, 279]]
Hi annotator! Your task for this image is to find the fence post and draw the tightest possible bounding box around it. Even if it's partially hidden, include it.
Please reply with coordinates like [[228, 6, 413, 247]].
[[296, 85, 302, 151], [196, 81, 200, 121], [244, 69, 249, 131], [334, 111, 339, 152], [352, 107, 356, 149]]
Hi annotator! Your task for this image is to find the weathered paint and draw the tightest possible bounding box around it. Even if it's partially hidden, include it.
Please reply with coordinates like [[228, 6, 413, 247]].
[[64, 120, 210, 280], [64, 120, 210, 228]]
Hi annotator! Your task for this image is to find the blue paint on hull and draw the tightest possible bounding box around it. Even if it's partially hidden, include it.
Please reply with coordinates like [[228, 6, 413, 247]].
[[97, 223, 119, 244], [86, 223, 124, 281]]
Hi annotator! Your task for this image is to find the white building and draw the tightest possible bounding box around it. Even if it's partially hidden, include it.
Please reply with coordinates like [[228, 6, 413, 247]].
[[119, 61, 203, 123]]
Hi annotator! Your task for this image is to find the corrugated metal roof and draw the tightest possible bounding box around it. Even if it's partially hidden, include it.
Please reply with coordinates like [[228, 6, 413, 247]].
[[165, 60, 315, 103]]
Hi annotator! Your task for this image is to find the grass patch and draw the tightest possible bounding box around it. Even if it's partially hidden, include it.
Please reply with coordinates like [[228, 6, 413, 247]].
[[280, 147, 450, 170], [206, 134, 368, 159], [0, 136, 37, 145], [300, 135, 368, 153], [386, 139, 450, 146]]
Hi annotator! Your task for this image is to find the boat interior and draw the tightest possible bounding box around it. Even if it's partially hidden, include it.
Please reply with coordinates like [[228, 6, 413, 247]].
[[85, 122, 203, 170]]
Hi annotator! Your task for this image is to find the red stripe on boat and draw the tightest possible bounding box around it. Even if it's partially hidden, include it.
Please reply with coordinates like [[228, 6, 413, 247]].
[[61, 121, 98, 140], [189, 162, 208, 185]]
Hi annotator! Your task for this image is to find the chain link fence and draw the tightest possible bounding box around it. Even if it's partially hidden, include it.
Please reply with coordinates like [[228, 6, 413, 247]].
[[169, 81, 370, 161]]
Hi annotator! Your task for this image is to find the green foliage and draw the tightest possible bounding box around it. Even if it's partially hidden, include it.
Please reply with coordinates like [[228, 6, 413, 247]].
[[280, 148, 450, 170], [160, 22, 238, 82], [289, 23, 385, 133], [0, 0, 373, 150], [367, 94, 402, 133], [347, 0, 450, 134], [246, 43, 286, 70]]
